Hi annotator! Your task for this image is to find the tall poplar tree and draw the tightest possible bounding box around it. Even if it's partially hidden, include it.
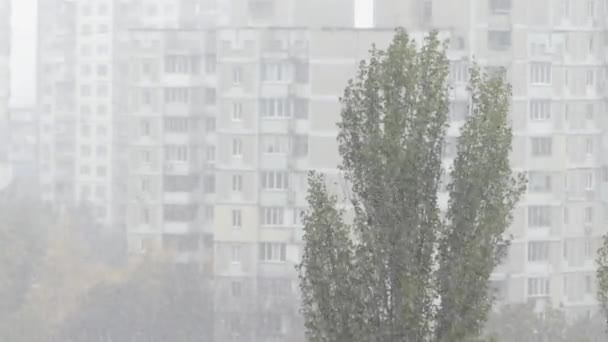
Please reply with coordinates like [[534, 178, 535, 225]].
[[298, 29, 524, 342]]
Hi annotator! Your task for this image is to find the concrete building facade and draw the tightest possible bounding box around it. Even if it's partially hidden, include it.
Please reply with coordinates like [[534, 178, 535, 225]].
[[373, 0, 608, 317], [37, 0, 78, 207], [33, 0, 608, 340], [0, 0, 11, 189]]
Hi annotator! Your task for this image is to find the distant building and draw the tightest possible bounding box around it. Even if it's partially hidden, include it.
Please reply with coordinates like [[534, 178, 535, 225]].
[[0, 0, 11, 191], [7, 106, 40, 199], [374, 0, 607, 318], [33, 0, 608, 340]]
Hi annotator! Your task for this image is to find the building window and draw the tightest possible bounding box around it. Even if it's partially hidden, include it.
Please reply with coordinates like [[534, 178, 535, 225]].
[[96, 166, 106, 177], [294, 98, 309, 119], [586, 275, 592, 294], [488, 30, 512, 50], [232, 102, 243, 121], [586, 138, 594, 155], [164, 88, 190, 103], [233, 66, 242, 85], [231, 281, 242, 297], [490, 0, 511, 13], [98, 4, 108, 15], [163, 204, 197, 222], [81, 185, 91, 199], [165, 55, 200, 74], [96, 186, 106, 199], [163, 175, 198, 192], [164, 145, 189, 162], [261, 63, 287, 82], [528, 241, 550, 262], [81, 5, 91, 15], [585, 206, 593, 225], [260, 314, 283, 336], [203, 174, 216, 194], [531, 62, 552, 84], [205, 54, 216, 74], [528, 172, 552, 193], [232, 138, 243, 157], [80, 165, 91, 175], [422, 0, 432, 21], [586, 69, 595, 86], [585, 104, 595, 121], [80, 44, 91, 56], [232, 174, 243, 192], [585, 238, 593, 258], [261, 207, 284, 226], [531, 137, 552, 156], [142, 208, 150, 224], [587, 0, 595, 18], [528, 206, 551, 227], [81, 64, 92, 75], [141, 121, 151, 136], [205, 88, 216, 105], [528, 277, 550, 297], [97, 64, 108, 76], [80, 85, 91, 97], [231, 245, 241, 263], [562, 0, 570, 17], [81, 145, 91, 157], [232, 210, 242, 228], [292, 135, 308, 157], [450, 60, 469, 83], [97, 105, 107, 115], [530, 100, 551, 121], [260, 98, 291, 118], [97, 125, 107, 137], [259, 242, 287, 262], [164, 117, 189, 133], [96, 145, 107, 157], [585, 172, 594, 190], [263, 136, 289, 154], [205, 117, 216, 132], [261, 171, 289, 190], [81, 24, 91, 35], [204, 205, 214, 223], [206, 145, 216, 162]]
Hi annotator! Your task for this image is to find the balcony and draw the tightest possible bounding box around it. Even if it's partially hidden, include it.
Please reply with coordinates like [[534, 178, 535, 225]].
[[259, 119, 289, 135], [164, 162, 193, 175], [162, 221, 195, 234], [163, 191, 196, 204]]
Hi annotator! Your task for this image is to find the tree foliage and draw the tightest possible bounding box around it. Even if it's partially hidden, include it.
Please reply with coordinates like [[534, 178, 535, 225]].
[[485, 303, 608, 342], [59, 257, 213, 342], [298, 29, 525, 342], [597, 235, 608, 326], [0, 199, 213, 341]]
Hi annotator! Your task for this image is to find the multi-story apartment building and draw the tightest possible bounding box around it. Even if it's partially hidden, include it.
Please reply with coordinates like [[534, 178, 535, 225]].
[[36, 0, 608, 339], [37, 0, 78, 207], [7, 106, 40, 199], [0, 0, 11, 189], [374, 0, 608, 318]]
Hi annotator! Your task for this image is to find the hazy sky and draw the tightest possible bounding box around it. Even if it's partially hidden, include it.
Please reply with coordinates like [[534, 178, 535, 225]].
[[10, 0, 36, 107], [7, 0, 371, 107], [356, 0, 374, 28]]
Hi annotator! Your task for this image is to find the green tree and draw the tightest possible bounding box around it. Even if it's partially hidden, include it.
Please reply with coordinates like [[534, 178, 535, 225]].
[[59, 256, 213, 342], [0, 200, 48, 320], [485, 303, 607, 342], [0, 202, 115, 341], [435, 66, 526, 341], [298, 29, 524, 342], [598, 235, 608, 326]]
